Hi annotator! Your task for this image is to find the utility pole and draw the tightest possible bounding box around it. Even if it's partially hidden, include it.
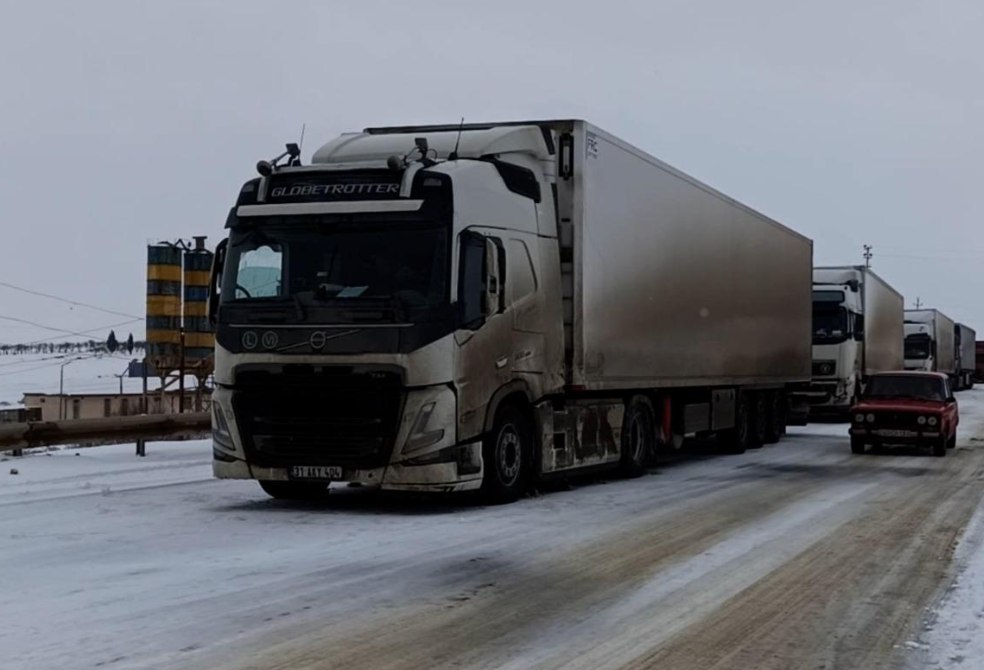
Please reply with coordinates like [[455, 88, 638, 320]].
[[863, 244, 873, 268], [914, 297, 923, 309]]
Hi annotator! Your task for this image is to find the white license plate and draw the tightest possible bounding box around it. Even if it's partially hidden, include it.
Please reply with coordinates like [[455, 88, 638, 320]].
[[288, 465, 343, 481], [876, 429, 917, 438]]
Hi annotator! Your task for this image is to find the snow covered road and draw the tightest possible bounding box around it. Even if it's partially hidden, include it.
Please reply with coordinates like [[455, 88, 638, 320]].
[[4, 393, 984, 669]]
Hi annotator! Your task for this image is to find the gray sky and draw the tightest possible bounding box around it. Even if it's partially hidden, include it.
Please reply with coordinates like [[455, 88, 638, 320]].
[[1, 0, 982, 344]]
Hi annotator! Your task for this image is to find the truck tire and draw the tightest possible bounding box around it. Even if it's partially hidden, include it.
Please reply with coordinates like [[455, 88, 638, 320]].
[[481, 404, 532, 504], [749, 392, 767, 448], [764, 391, 784, 444], [932, 437, 947, 457], [619, 396, 655, 477], [850, 437, 865, 454], [259, 481, 329, 500], [722, 396, 751, 454]]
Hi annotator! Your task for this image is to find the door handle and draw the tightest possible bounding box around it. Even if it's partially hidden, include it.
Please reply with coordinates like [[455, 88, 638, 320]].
[[495, 356, 508, 369]]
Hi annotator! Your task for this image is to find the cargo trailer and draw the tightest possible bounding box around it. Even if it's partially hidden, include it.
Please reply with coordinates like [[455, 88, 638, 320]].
[[954, 323, 977, 390]]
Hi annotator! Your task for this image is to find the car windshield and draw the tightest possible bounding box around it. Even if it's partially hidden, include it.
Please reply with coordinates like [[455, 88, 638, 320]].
[[813, 305, 848, 345], [864, 375, 946, 402], [221, 219, 449, 319], [904, 334, 932, 360]]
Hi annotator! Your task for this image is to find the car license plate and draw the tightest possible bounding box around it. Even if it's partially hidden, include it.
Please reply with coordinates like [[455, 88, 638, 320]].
[[288, 465, 343, 481], [876, 429, 917, 438]]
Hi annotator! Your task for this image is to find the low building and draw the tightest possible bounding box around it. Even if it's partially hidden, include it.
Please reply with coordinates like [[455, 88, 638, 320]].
[[21, 391, 207, 422]]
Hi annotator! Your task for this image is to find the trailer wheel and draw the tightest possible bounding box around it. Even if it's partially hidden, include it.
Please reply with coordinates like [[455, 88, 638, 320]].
[[481, 404, 532, 504], [749, 392, 767, 448], [764, 392, 784, 444], [258, 481, 329, 500], [722, 396, 751, 454], [619, 396, 655, 477]]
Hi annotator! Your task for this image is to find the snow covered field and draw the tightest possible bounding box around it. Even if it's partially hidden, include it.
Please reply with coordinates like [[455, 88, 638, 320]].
[[2, 394, 984, 669]]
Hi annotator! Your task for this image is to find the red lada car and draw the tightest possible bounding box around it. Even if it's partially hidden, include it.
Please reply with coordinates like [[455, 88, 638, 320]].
[[849, 371, 958, 457]]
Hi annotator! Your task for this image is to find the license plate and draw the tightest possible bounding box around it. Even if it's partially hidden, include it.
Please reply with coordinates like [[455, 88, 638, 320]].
[[288, 465, 343, 481], [876, 429, 917, 438]]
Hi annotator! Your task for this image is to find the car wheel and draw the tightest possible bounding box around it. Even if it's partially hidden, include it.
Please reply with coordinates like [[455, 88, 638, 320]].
[[947, 433, 957, 449], [850, 437, 865, 455], [932, 437, 947, 457], [481, 404, 532, 504], [619, 396, 655, 477]]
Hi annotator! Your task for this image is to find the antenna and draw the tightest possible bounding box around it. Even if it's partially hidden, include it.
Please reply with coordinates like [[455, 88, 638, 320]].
[[915, 297, 922, 309], [863, 244, 873, 268], [448, 117, 465, 161], [298, 123, 306, 155]]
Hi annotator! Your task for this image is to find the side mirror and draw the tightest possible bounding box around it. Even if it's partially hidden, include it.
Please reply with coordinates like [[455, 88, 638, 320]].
[[207, 238, 228, 327], [946, 397, 957, 405]]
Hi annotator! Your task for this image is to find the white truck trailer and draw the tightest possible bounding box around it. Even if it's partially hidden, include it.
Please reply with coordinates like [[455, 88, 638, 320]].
[[805, 266, 904, 411], [954, 323, 977, 390], [905, 309, 956, 379], [208, 120, 813, 502]]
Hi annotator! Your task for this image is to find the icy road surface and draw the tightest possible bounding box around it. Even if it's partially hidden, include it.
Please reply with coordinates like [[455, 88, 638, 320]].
[[4, 392, 984, 670]]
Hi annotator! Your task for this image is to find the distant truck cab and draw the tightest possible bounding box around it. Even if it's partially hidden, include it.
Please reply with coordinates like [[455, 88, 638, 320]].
[[849, 372, 958, 457]]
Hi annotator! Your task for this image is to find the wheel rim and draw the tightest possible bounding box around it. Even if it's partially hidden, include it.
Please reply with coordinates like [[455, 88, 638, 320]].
[[496, 424, 522, 486]]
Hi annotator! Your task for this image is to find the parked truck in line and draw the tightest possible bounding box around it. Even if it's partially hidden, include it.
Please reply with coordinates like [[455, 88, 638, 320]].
[[954, 323, 977, 390], [976, 341, 984, 384], [904, 309, 956, 379], [803, 266, 904, 412], [208, 120, 813, 502]]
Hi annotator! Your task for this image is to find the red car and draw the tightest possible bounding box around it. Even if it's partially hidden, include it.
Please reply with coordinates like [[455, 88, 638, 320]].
[[849, 371, 958, 457]]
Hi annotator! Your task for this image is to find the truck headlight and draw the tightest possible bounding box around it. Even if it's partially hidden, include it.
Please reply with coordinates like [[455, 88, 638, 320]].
[[212, 402, 234, 449], [866, 413, 875, 423], [927, 416, 938, 427], [917, 416, 927, 426], [400, 386, 455, 456]]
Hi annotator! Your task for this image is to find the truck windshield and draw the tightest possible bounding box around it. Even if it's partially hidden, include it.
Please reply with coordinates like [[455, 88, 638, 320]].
[[221, 219, 449, 320], [864, 375, 945, 402], [812, 305, 848, 345], [905, 334, 932, 360]]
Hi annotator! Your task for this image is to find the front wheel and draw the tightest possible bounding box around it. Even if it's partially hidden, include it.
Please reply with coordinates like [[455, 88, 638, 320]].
[[850, 437, 865, 455], [947, 432, 957, 449], [932, 438, 947, 457], [481, 404, 532, 504]]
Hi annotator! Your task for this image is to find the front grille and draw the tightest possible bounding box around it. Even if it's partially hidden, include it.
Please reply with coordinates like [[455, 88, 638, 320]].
[[813, 360, 836, 377], [232, 366, 403, 468], [871, 411, 921, 428]]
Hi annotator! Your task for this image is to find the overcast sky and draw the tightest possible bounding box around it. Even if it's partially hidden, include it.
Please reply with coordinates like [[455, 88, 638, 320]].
[[0, 0, 981, 345]]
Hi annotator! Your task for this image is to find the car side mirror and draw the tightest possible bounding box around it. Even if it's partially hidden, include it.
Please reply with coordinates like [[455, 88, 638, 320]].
[[946, 397, 957, 405]]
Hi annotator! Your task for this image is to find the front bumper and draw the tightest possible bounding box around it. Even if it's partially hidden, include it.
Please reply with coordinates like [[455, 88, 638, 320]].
[[212, 442, 484, 493], [850, 427, 942, 445]]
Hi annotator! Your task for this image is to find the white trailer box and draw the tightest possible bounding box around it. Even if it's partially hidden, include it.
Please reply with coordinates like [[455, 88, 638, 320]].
[[905, 309, 956, 375]]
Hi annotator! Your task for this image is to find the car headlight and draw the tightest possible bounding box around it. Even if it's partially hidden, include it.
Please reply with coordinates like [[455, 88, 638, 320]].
[[400, 386, 455, 456], [854, 413, 865, 423], [866, 413, 875, 423], [917, 416, 927, 425], [928, 416, 938, 427]]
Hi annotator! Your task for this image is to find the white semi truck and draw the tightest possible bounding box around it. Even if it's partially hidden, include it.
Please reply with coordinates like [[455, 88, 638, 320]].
[[806, 266, 904, 412], [904, 309, 956, 379], [954, 323, 977, 390], [208, 120, 812, 502]]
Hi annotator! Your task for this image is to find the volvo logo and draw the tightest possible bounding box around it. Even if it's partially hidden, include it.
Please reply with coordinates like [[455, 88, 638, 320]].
[[261, 331, 279, 349], [241, 331, 258, 350], [309, 329, 363, 349]]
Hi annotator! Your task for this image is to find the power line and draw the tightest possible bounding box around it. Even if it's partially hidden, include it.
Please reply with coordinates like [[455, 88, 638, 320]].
[[0, 280, 141, 320], [0, 314, 142, 343]]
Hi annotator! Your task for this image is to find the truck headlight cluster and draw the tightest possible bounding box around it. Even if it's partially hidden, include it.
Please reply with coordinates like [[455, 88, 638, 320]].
[[400, 386, 456, 456]]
